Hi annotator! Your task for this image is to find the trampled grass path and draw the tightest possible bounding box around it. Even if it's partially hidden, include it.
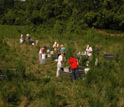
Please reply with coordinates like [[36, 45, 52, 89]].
[[97, 29, 124, 36]]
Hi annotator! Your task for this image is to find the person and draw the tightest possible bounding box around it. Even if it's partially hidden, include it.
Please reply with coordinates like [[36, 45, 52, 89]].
[[69, 54, 79, 81], [53, 42, 57, 51], [86, 44, 93, 61], [25, 34, 31, 42], [21, 34, 23, 40], [20, 34, 24, 43], [25, 34, 29, 39], [57, 44, 60, 52], [25, 34, 34, 44], [39, 46, 46, 64], [60, 44, 65, 53], [56, 52, 65, 77]]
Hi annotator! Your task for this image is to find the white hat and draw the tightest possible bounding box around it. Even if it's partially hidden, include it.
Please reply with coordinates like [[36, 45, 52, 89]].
[[26, 34, 30, 36], [54, 42, 57, 44], [61, 44, 63, 47]]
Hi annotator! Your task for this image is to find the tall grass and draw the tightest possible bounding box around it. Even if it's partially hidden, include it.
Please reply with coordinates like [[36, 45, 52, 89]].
[[0, 25, 124, 106]]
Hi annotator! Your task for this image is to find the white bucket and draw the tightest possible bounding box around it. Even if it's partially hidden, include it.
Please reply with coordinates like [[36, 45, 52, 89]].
[[84, 68, 90, 74], [48, 54, 51, 58], [42, 54, 46, 59], [54, 59, 58, 62], [50, 51, 54, 55], [64, 67, 70, 72], [47, 50, 50, 53], [20, 39, 23, 43], [36, 40, 38, 45]]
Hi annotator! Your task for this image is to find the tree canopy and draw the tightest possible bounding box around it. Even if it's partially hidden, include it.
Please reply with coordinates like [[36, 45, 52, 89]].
[[1, 0, 124, 30]]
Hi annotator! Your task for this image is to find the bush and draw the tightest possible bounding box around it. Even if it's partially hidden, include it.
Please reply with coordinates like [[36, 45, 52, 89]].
[[4, 10, 16, 25], [53, 20, 65, 35], [78, 56, 88, 66], [84, 11, 98, 27], [66, 18, 82, 34]]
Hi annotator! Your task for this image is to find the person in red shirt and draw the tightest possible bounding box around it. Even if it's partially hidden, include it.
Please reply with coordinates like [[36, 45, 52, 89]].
[[68, 54, 79, 81]]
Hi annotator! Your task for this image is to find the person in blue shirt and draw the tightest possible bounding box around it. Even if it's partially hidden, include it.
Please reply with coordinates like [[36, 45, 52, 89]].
[[60, 44, 65, 53]]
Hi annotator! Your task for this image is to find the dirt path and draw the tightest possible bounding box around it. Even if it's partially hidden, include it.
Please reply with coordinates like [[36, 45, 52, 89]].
[[97, 29, 124, 36]]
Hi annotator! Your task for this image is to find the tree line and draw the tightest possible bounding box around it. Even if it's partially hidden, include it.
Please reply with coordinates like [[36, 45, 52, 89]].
[[0, 0, 124, 31]]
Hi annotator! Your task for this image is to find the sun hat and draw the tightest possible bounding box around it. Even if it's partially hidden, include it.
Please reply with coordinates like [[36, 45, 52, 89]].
[[26, 34, 30, 36]]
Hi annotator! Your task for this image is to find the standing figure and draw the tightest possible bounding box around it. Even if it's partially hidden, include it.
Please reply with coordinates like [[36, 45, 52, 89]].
[[56, 53, 65, 77], [86, 44, 93, 61], [53, 42, 57, 51], [39, 46, 46, 64], [60, 44, 65, 53], [57, 44, 60, 52], [69, 54, 79, 81]]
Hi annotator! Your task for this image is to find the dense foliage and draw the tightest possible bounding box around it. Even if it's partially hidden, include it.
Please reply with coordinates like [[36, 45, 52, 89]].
[[1, 0, 124, 30]]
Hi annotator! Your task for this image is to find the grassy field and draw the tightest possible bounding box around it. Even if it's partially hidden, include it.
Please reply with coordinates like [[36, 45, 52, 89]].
[[0, 25, 124, 107]]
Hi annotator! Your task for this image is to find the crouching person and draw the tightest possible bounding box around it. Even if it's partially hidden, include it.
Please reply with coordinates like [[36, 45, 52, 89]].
[[56, 52, 65, 77], [69, 54, 79, 81]]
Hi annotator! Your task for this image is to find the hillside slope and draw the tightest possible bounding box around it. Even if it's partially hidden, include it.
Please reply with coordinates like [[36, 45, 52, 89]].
[[0, 25, 124, 107]]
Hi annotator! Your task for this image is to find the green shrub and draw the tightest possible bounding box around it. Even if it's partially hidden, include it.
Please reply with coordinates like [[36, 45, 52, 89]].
[[53, 20, 65, 35], [78, 56, 88, 66]]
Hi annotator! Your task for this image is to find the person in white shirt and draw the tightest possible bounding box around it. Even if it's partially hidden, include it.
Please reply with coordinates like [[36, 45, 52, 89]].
[[39, 46, 46, 64], [56, 44, 60, 52], [56, 53, 65, 77], [20, 34, 23, 43], [86, 44, 93, 61], [53, 42, 57, 51], [21, 34, 23, 39]]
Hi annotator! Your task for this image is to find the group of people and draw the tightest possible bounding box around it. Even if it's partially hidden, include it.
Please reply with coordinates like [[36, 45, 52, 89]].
[[19, 33, 92, 81], [53, 41, 65, 54], [56, 44, 93, 81], [57, 52, 80, 81], [20, 34, 33, 44], [38, 41, 93, 81], [38, 42, 66, 64]]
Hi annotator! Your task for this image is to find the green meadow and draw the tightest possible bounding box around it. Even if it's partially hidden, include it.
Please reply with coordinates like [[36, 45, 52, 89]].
[[0, 25, 124, 107]]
